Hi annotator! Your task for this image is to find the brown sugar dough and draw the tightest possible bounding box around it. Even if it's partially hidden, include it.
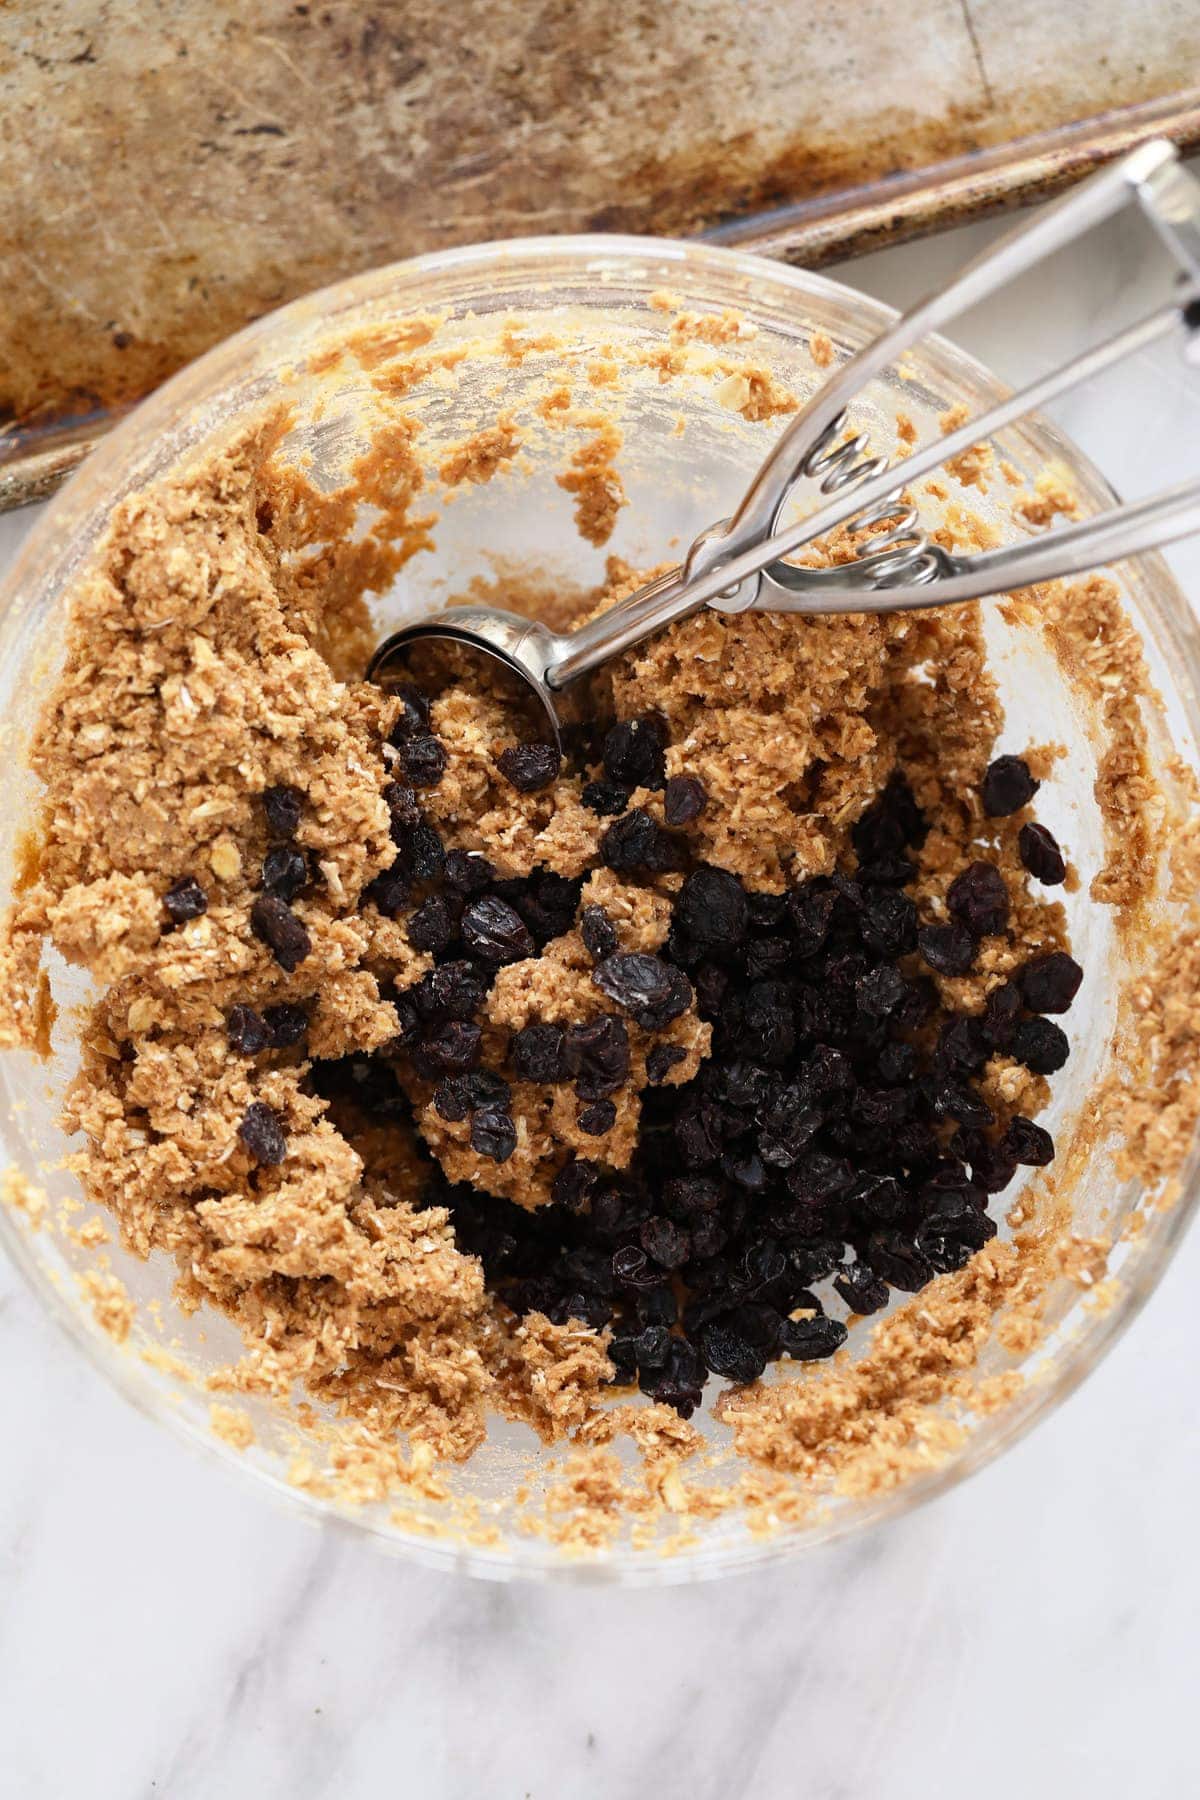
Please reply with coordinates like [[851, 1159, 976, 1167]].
[[0, 418, 1062, 1462]]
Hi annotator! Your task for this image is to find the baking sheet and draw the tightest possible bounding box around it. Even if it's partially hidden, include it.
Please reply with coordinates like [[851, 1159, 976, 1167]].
[[2, 0, 1198, 508]]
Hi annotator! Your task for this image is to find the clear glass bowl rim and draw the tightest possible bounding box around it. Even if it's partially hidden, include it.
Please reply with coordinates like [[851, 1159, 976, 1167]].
[[1, 230, 1198, 1586]]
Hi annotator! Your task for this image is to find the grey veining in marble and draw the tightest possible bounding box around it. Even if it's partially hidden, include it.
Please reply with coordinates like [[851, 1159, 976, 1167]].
[[1, 190, 1198, 1800]]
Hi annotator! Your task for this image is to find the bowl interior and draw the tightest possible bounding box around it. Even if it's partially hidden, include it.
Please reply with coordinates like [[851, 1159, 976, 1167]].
[[1, 236, 1198, 1582]]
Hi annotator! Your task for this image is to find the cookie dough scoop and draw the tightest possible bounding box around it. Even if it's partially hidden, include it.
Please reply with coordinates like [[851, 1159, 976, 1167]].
[[369, 140, 1200, 747]]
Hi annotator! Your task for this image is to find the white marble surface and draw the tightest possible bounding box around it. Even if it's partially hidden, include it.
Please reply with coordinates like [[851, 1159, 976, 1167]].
[[2, 196, 1199, 1800]]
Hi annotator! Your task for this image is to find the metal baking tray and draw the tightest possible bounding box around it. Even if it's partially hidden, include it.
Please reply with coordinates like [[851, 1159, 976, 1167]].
[[3, 0, 1199, 509]]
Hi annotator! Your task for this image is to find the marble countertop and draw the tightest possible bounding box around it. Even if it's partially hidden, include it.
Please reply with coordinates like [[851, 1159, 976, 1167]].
[[2, 197, 1198, 1800]]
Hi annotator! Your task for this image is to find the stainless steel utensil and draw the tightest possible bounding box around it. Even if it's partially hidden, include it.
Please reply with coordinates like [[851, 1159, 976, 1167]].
[[369, 139, 1200, 743]]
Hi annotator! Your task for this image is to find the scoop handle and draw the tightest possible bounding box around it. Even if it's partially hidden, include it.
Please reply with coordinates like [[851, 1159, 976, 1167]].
[[545, 565, 705, 688]]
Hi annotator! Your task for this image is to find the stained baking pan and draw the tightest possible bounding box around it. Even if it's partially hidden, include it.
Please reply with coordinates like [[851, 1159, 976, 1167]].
[[2, 0, 1199, 509]]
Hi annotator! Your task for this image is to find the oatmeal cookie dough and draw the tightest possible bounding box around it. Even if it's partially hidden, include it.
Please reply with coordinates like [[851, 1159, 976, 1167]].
[[0, 413, 1063, 1445], [0, 301, 1156, 1526]]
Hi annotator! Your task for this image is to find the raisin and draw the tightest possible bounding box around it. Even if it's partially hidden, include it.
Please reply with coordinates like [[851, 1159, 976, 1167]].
[[729, 1301, 785, 1351], [433, 1079, 470, 1122], [1018, 951, 1083, 1014], [932, 1081, 995, 1129], [786, 1150, 853, 1205], [757, 1087, 821, 1168], [164, 875, 208, 923], [575, 1087, 615, 1130], [915, 1194, 997, 1272], [391, 992, 422, 1047], [552, 1158, 601, 1213], [238, 1101, 287, 1166], [854, 1088, 914, 1131], [664, 774, 707, 825], [742, 980, 796, 1065], [662, 1175, 722, 1217], [808, 1044, 854, 1096], [980, 982, 1021, 1051], [397, 821, 446, 882], [227, 1004, 270, 1055], [462, 896, 534, 963], [600, 808, 681, 874], [420, 1020, 483, 1074], [407, 895, 458, 954], [852, 771, 926, 859], [733, 1243, 795, 1305], [512, 1022, 568, 1084], [471, 1107, 517, 1163], [833, 1262, 891, 1314], [646, 1043, 687, 1084], [697, 1320, 768, 1385], [581, 779, 629, 817], [779, 1314, 848, 1360], [918, 921, 977, 977], [262, 784, 303, 838], [640, 1216, 691, 1269], [689, 1213, 732, 1260], [512, 870, 582, 944], [849, 1173, 906, 1231], [263, 1002, 309, 1048], [892, 976, 938, 1034], [644, 1339, 706, 1417], [787, 1239, 844, 1286], [947, 861, 1010, 937], [1019, 821, 1066, 885], [401, 732, 447, 788], [1012, 1016, 1070, 1074], [555, 1291, 615, 1331], [593, 952, 692, 1029], [722, 1148, 768, 1192], [462, 1071, 511, 1116], [628, 1286, 671, 1330], [250, 894, 311, 971], [413, 960, 489, 1021], [383, 782, 420, 838], [633, 1324, 672, 1370], [856, 963, 908, 1022], [443, 850, 494, 894], [579, 905, 618, 961], [857, 853, 916, 887], [673, 1095, 721, 1168], [981, 754, 1039, 817], [865, 1229, 935, 1293], [788, 879, 837, 958], [675, 867, 749, 957], [387, 684, 431, 740], [602, 715, 667, 790], [363, 862, 410, 917], [612, 1245, 655, 1289], [262, 845, 308, 902], [1001, 1115, 1055, 1166], [565, 1015, 630, 1096], [496, 742, 561, 793], [715, 1057, 771, 1110], [859, 887, 918, 957], [966, 1141, 1019, 1194], [877, 1041, 916, 1084], [744, 936, 792, 982], [935, 1015, 988, 1075]]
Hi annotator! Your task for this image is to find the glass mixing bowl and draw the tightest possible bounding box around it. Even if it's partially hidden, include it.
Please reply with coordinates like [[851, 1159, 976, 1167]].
[[1, 236, 1197, 1584]]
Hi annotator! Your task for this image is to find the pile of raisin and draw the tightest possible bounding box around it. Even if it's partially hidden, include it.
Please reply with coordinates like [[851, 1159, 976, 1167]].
[[325, 673, 1081, 1419]]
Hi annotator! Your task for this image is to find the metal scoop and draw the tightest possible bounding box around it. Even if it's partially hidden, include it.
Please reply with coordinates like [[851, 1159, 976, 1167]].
[[368, 139, 1200, 745]]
